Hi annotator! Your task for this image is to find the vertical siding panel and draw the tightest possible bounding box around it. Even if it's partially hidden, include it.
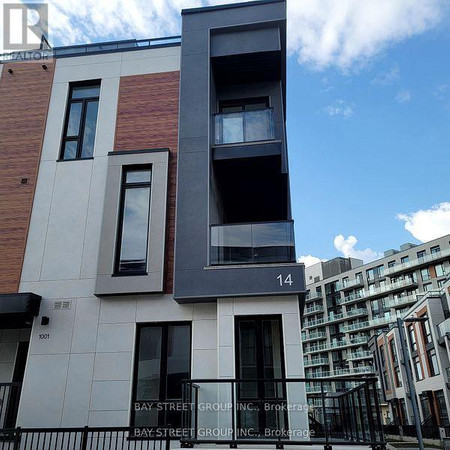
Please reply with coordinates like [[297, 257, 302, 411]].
[[114, 71, 180, 294], [0, 61, 54, 293]]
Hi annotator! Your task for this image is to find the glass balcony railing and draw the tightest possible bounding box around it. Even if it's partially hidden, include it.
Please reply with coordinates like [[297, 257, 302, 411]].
[[384, 248, 450, 276], [210, 221, 295, 265], [214, 108, 275, 145]]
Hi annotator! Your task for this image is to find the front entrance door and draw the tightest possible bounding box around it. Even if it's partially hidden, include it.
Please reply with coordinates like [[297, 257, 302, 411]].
[[132, 323, 191, 432], [235, 316, 287, 438]]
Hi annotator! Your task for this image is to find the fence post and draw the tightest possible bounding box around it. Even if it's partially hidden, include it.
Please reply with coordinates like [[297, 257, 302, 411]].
[[12, 427, 21, 450], [81, 426, 89, 450]]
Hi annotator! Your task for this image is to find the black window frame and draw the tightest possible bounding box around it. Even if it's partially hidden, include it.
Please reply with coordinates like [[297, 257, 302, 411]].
[[234, 314, 288, 437], [60, 80, 101, 161], [131, 322, 192, 430], [219, 97, 270, 113], [114, 165, 152, 276]]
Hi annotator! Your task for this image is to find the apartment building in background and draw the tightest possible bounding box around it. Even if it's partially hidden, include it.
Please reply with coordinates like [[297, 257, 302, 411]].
[[370, 278, 450, 433], [0, 0, 309, 437], [302, 235, 450, 402]]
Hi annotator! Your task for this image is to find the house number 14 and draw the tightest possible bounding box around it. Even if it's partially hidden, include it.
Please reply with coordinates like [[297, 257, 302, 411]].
[[277, 274, 293, 286]]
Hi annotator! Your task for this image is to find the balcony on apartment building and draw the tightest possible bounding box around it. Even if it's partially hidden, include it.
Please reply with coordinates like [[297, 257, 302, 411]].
[[304, 357, 330, 367], [339, 277, 365, 291], [305, 291, 323, 302], [304, 304, 325, 316], [306, 366, 374, 380], [303, 336, 368, 355], [348, 350, 372, 361], [387, 295, 417, 308], [384, 248, 450, 276], [303, 307, 368, 329], [343, 315, 397, 332], [302, 331, 327, 342], [337, 278, 418, 305], [210, 220, 295, 265]]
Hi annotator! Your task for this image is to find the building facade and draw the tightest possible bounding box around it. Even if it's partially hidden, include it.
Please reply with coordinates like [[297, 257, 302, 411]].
[[0, 0, 308, 436], [302, 235, 450, 402], [370, 278, 450, 429]]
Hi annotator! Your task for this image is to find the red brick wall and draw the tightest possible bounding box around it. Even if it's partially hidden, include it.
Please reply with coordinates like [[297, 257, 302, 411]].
[[114, 71, 180, 294], [0, 61, 54, 293]]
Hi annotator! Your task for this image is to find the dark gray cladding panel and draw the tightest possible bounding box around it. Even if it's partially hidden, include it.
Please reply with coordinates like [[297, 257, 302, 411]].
[[174, 0, 300, 302], [211, 27, 281, 57], [174, 264, 306, 303], [181, 1, 286, 32]]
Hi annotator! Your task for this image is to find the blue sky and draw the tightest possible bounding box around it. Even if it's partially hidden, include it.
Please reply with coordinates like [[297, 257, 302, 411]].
[[3, 0, 449, 265], [289, 23, 450, 263]]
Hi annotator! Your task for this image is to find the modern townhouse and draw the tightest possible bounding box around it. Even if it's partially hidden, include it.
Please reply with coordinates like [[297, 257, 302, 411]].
[[0, 0, 312, 443], [370, 278, 450, 440], [302, 235, 450, 403]]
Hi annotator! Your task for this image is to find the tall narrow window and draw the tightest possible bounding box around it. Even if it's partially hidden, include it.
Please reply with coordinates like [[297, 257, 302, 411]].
[[115, 167, 152, 275], [61, 81, 100, 160], [132, 323, 191, 430]]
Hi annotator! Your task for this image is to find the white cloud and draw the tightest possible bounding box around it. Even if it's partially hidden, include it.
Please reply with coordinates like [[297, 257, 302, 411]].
[[395, 90, 412, 103], [371, 65, 400, 85], [334, 235, 382, 263], [288, 0, 444, 70], [324, 100, 354, 118], [298, 255, 325, 268], [433, 84, 449, 100], [397, 202, 450, 242], [2, 0, 445, 71]]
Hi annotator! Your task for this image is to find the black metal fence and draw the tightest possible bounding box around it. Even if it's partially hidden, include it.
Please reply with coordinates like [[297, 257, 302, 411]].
[[0, 427, 171, 450], [180, 377, 385, 447], [0, 383, 22, 429]]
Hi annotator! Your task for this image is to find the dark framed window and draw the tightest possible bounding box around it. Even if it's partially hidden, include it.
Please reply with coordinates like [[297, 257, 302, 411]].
[[60, 80, 101, 160], [389, 339, 397, 363], [215, 97, 274, 145], [115, 166, 152, 275], [408, 326, 417, 352], [421, 267, 431, 281], [417, 250, 426, 260], [420, 315, 432, 344], [427, 349, 440, 376], [413, 356, 423, 380], [235, 315, 287, 437], [131, 322, 191, 430], [431, 246, 441, 254], [436, 390, 449, 425], [219, 97, 270, 113]]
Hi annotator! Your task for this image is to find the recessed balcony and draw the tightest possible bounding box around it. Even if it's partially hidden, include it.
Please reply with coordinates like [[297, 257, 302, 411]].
[[210, 220, 295, 266]]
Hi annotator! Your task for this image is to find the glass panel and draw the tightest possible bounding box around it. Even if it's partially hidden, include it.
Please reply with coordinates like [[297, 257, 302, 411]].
[[80, 100, 99, 158], [62, 140, 78, 160], [71, 84, 100, 99], [136, 326, 162, 401], [210, 224, 252, 264], [252, 222, 294, 263], [66, 102, 82, 136], [134, 407, 159, 428], [118, 186, 150, 274], [126, 169, 151, 184], [263, 319, 283, 399], [166, 325, 191, 399], [244, 109, 274, 142], [220, 113, 244, 144], [238, 320, 258, 399]]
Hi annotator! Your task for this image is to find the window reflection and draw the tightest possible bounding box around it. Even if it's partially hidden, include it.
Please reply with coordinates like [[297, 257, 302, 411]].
[[81, 101, 98, 158], [61, 81, 100, 160], [116, 168, 152, 275]]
